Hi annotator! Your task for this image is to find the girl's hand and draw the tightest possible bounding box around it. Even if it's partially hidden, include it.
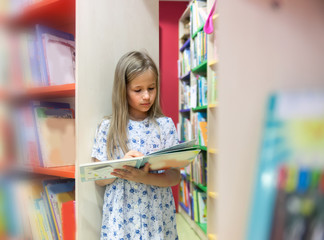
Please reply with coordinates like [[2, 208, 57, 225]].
[[123, 150, 144, 159], [111, 163, 151, 183]]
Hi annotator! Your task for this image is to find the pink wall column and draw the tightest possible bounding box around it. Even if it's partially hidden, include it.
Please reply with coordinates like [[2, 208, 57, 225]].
[[159, 1, 188, 213]]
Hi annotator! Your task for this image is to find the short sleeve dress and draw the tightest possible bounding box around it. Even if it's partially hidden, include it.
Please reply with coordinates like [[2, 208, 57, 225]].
[[91, 116, 179, 240]]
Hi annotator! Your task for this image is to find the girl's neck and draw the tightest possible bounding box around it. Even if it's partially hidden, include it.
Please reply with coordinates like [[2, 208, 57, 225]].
[[129, 112, 148, 121]]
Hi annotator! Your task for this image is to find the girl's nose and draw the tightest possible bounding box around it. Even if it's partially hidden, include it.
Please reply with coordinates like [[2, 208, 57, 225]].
[[143, 91, 150, 99]]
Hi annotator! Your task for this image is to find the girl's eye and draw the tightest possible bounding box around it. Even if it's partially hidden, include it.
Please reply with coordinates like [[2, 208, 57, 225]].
[[149, 88, 155, 91], [134, 89, 141, 93]]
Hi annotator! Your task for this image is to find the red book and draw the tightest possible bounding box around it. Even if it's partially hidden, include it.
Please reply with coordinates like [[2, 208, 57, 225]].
[[62, 200, 75, 240]]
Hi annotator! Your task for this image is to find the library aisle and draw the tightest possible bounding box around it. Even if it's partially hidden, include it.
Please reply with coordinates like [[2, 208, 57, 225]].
[[176, 214, 201, 240]]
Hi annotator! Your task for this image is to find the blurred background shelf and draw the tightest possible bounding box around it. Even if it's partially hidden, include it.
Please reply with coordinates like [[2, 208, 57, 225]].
[[6, 0, 75, 29], [10, 83, 75, 99]]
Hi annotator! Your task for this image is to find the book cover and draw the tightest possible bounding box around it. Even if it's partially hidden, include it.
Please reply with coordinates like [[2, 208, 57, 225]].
[[80, 140, 200, 182], [31, 101, 72, 167], [38, 118, 75, 168]]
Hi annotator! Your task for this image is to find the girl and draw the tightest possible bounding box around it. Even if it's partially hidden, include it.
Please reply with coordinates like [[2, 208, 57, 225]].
[[91, 51, 180, 240]]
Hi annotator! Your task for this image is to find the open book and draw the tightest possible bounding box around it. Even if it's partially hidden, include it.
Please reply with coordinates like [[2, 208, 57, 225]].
[[80, 140, 200, 182]]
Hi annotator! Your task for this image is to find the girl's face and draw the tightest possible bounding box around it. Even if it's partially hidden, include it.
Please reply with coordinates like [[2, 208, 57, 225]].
[[127, 70, 157, 120]]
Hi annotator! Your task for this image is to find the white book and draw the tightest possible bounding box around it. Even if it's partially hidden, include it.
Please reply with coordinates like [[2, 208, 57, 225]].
[[42, 33, 75, 86]]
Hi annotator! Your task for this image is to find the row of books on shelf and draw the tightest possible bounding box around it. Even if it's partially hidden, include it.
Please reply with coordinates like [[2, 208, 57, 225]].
[[177, 112, 207, 145], [180, 171, 207, 227], [190, 0, 207, 36], [192, 75, 207, 107], [183, 152, 207, 186], [192, 30, 207, 69], [180, 80, 191, 109], [180, 74, 208, 110], [0, 177, 75, 240], [209, 70, 217, 104], [13, 100, 75, 168], [0, 24, 75, 90], [178, 48, 191, 78]]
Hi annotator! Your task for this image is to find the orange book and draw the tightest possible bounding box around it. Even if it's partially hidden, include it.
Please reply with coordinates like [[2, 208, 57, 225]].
[[199, 121, 207, 146]]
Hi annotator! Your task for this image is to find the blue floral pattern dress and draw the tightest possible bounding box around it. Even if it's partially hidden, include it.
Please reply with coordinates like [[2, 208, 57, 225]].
[[91, 116, 179, 240]]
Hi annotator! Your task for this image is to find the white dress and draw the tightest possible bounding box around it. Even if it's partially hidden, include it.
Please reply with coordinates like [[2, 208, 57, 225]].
[[91, 116, 179, 240]]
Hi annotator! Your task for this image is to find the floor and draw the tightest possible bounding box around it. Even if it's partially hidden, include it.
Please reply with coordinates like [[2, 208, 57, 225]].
[[176, 213, 201, 240]]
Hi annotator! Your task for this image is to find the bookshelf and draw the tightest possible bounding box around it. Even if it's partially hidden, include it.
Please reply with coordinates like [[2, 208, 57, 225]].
[[177, 0, 215, 238], [1, 0, 159, 239], [0, 1, 77, 239], [217, 0, 324, 240]]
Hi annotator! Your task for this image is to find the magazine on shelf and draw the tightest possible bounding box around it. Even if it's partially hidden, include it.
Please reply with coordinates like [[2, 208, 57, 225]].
[[80, 140, 200, 182]]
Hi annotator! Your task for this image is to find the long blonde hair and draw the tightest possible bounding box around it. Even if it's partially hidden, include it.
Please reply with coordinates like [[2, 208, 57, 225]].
[[106, 51, 164, 159]]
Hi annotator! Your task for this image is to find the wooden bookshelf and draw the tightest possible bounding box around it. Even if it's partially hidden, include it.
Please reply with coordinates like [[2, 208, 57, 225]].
[[208, 103, 218, 108], [178, 1, 212, 238], [206, 0, 218, 238], [208, 60, 218, 67]]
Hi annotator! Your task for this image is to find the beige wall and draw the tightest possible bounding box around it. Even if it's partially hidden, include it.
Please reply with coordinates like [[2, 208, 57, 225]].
[[75, 1, 159, 239], [218, 0, 324, 239]]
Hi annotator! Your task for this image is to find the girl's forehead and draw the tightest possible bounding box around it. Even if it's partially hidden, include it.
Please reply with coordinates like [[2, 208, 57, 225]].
[[128, 70, 156, 86]]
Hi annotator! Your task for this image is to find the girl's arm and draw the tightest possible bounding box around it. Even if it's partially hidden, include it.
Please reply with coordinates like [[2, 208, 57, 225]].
[[94, 150, 144, 187], [111, 163, 181, 187], [93, 158, 116, 186]]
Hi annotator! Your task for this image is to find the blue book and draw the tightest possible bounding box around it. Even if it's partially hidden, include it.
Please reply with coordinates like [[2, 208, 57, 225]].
[[35, 25, 74, 86], [27, 35, 42, 87]]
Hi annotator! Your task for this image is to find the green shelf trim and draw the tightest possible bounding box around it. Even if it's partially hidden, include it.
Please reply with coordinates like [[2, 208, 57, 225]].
[[192, 25, 204, 39], [194, 145, 207, 151], [192, 105, 207, 111], [192, 60, 207, 73], [197, 223, 207, 234], [196, 183, 207, 192]]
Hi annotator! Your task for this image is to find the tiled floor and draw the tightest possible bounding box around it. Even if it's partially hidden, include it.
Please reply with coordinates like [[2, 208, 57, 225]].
[[176, 213, 201, 240]]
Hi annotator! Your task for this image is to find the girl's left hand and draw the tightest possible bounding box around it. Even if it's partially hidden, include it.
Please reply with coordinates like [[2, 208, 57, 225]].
[[111, 163, 151, 183]]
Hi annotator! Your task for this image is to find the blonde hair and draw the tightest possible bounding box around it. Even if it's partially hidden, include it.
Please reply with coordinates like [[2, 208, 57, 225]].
[[106, 51, 164, 159]]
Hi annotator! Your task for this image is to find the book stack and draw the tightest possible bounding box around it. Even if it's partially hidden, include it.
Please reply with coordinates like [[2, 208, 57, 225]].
[[180, 168, 207, 228], [0, 177, 75, 240]]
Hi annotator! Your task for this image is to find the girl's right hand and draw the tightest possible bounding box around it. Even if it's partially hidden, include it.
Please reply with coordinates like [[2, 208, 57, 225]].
[[123, 150, 144, 159]]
